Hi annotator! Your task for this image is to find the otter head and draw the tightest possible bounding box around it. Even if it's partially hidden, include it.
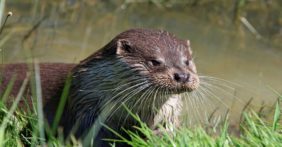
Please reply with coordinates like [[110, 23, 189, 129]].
[[112, 29, 199, 93]]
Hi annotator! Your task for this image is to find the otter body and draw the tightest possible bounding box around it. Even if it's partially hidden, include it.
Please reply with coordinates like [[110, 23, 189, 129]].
[[65, 28, 199, 145], [0, 63, 74, 104], [0, 29, 199, 146]]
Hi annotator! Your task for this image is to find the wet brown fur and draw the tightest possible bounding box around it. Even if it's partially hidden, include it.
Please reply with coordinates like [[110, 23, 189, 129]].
[[0, 63, 75, 109], [64, 28, 198, 146], [0, 28, 198, 146]]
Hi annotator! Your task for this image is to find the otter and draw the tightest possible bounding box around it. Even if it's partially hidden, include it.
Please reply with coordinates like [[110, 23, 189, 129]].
[[64, 28, 199, 145], [0, 28, 199, 146]]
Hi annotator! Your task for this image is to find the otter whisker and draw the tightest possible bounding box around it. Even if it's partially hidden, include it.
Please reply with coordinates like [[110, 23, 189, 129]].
[[199, 79, 239, 92], [199, 75, 242, 87], [192, 89, 211, 120], [110, 79, 147, 93], [141, 86, 161, 123], [100, 81, 147, 109], [181, 92, 192, 124], [143, 86, 161, 123], [187, 92, 203, 123], [125, 86, 155, 125], [104, 81, 151, 121], [108, 80, 148, 101], [136, 87, 154, 117], [197, 86, 221, 109], [192, 90, 205, 108], [183, 92, 198, 124], [185, 88, 213, 123], [151, 87, 161, 119], [120, 86, 152, 123], [195, 87, 215, 109], [199, 75, 260, 99], [199, 81, 247, 112], [71, 79, 147, 110], [152, 86, 161, 113], [193, 87, 221, 123], [88, 78, 148, 93], [200, 81, 240, 101], [108, 82, 152, 121], [199, 84, 230, 108]]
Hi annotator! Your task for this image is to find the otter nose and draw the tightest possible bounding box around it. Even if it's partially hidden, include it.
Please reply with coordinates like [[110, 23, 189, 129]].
[[174, 73, 190, 83]]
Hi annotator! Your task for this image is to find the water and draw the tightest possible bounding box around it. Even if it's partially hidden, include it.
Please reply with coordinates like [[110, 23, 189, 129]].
[[1, 1, 282, 122]]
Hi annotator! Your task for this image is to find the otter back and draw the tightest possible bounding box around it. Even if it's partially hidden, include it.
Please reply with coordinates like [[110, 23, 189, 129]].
[[0, 63, 75, 113]]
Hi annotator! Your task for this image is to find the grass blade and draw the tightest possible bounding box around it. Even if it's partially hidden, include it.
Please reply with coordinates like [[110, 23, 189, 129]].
[[51, 74, 72, 134], [34, 62, 45, 144], [0, 0, 5, 26], [0, 74, 29, 146], [1, 74, 16, 102], [272, 101, 280, 131]]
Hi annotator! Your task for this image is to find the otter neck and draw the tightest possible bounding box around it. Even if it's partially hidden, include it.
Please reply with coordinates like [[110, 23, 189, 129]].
[[68, 57, 180, 126]]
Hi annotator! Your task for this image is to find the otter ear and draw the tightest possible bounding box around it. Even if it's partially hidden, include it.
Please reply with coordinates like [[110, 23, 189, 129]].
[[187, 40, 192, 54], [116, 39, 133, 55]]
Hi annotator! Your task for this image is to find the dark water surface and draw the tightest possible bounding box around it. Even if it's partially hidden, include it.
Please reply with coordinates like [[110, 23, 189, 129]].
[[1, 1, 282, 123]]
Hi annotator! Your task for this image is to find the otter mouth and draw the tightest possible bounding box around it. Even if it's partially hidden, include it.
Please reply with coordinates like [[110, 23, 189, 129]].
[[171, 87, 196, 94], [147, 78, 200, 95], [152, 84, 198, 95], [143, 71, 200, 95]]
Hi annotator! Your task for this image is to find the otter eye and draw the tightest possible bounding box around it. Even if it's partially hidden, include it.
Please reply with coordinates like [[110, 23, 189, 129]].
[[148, 59, 162, 67], [185, 60, 190, 66]]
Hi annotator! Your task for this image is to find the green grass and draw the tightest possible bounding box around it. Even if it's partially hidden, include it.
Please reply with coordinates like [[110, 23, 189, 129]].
[[0, 75, 281, 146], [0, 70, 79, 146], [103, 104, 282, 147]]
